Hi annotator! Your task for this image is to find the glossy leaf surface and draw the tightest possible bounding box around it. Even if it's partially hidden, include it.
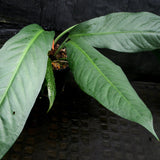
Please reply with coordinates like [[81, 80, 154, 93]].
[[65, 38, 158, 139], [0, 24, 54, 158], [69, 12, 160, 52], [46, 59, 56, 112]]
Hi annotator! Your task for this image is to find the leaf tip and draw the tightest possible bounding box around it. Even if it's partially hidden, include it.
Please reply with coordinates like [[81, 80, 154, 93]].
[[144, 120, 159, 141], [46, 104, 52, 113], [154, 133, 159, 141]]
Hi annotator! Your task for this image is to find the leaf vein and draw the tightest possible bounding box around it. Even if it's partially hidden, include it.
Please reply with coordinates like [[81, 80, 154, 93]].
[[70, 31, 160, 37], [69, 41, 131, 106], [0, 29, 44, 107]]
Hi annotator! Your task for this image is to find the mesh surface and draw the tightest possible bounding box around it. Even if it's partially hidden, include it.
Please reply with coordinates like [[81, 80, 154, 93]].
[[2, 81, 160, 160]]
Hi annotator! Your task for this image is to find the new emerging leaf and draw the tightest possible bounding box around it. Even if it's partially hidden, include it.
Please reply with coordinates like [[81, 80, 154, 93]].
[[46, 58, 56, 112]]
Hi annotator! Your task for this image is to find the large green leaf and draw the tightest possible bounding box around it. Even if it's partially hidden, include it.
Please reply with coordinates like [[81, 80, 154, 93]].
[[0, 24, 54, 158], [69, 12, 160, 53], [46, 58, 56, 112], [65, 38, 158, 140]]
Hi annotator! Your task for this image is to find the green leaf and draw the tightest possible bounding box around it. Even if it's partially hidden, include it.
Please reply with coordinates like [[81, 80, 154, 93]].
[[0, 24, 54, 158], [69, 12, 160, 53], [65, 38, 158, 140], [45, 58, 56, 112]]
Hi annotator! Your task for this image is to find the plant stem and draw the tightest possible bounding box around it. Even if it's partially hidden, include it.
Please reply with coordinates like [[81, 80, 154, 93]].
[[54, 24, 77, 44], [53, 60, 68, 63], [54, 38, 68, 56]]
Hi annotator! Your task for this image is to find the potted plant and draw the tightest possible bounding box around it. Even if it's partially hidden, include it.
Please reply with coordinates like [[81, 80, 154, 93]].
[[0, 12, 160, 159]]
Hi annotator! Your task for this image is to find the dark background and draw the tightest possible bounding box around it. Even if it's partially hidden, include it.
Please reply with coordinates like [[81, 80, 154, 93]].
[[1, 0, 160, 30], [1, 0, 160, 81]]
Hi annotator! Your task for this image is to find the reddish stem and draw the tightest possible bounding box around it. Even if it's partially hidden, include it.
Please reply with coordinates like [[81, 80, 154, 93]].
[[52, 40, 54, 50]]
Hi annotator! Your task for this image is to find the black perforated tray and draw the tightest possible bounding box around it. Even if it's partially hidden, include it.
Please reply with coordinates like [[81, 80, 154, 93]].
[[3, 80, 160, 160]]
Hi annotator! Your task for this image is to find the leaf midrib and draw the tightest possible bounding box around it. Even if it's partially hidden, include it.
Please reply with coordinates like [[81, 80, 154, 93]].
[[69, 41, 131, 106], [0, 29, 44, 106], [70, 30, 160, 37]]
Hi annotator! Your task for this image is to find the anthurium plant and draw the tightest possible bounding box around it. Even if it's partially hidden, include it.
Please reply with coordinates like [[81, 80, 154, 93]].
[[0, 12, 160, 158]]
